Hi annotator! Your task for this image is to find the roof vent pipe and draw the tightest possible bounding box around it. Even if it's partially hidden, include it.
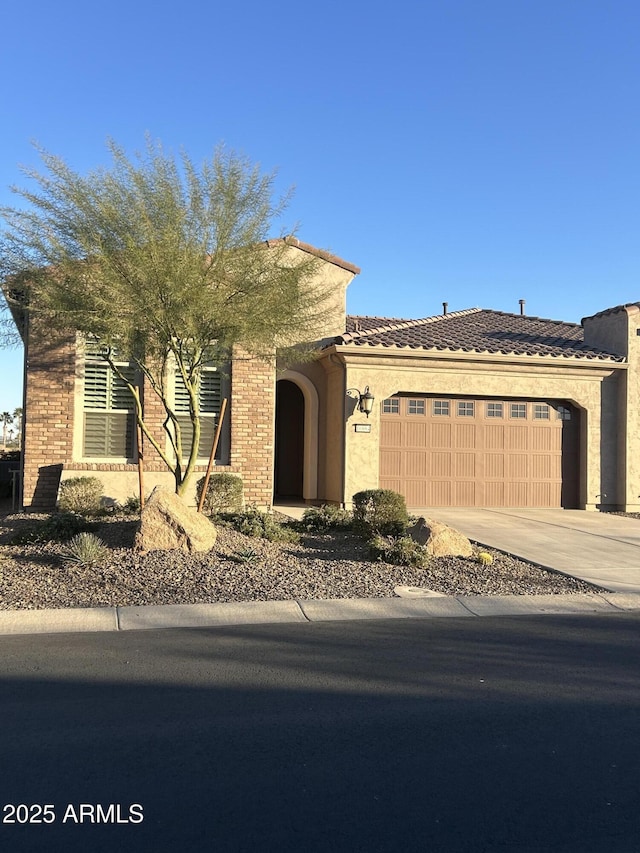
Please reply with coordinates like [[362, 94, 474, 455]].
[[443, 302, 448, 315], [519, 299, 526, 315]]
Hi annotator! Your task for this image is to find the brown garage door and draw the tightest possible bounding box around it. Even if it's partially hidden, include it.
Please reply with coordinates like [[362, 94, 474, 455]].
[[379, 396, 579, 508]]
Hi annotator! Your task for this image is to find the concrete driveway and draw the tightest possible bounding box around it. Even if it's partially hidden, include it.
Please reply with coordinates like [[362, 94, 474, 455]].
[[421, 508, 640, 593]]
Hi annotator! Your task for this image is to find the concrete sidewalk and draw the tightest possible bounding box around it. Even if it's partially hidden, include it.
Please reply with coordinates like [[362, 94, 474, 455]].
[[422, 508, 640, 593], [0, 592, 639, 636]]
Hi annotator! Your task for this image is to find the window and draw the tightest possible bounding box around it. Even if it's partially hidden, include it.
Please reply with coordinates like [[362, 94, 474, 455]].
[[432, 400, 450, 416], [534, 404, 550, 420], [83, 345, 136, 458], [408, 399, 426, 415], [510, 403, 527, 419], [457, 401, 474, 417], [382, 398, 400, 414], [173, 363, 224, 459], [486, 402, 503, 418], [557, 405, 572, 420]]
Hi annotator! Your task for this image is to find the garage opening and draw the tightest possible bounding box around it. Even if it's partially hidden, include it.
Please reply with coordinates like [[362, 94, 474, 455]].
[[380, 395, 580, 508]]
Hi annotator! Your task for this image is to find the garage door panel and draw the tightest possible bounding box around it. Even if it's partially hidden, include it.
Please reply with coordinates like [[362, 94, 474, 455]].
[[531, 428, 560, 452], [429, 422, 452, 448], [404, 422, 428, 448], [484, 425, 505, 449], [507, 454, 529, 478], [530, 454, 561, 479], [455, 423, 476, 448], [380, 421, 402, 447], [405, 451, 428, 477], [404, 480, 430, 506], [380, 450, 402, 478], [380, 395, 578, 509], [506, 426, 529, 450], [431, 452, 452, 477], [453, 481, 476, 506], [484, 453, 505, 478], [455, 452, 476, 477], [427, 481, 451, 506], [485, 481, 505, 506], [506, 482, 529, 506]]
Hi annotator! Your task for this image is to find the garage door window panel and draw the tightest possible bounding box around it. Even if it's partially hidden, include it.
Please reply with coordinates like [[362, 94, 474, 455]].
[[457, 401, 474, 417], [534, 404, 550, 420]]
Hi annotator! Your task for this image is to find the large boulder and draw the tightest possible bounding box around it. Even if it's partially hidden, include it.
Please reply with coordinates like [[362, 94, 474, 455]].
[[408, 516, 473, 557], [134, 487, 218, 553]]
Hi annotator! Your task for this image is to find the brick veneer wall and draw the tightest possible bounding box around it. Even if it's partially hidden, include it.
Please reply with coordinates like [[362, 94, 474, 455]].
[[229, 349, 276, 506], [22, 325, 76, 509], [22, 329, 277, 510]]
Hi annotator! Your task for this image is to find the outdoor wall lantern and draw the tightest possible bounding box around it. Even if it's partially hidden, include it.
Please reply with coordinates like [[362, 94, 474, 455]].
[[347, 386, 375, 418]]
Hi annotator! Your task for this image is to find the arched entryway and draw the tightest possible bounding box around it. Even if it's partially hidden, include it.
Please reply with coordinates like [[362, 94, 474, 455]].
[[274, 380, 305, 500]]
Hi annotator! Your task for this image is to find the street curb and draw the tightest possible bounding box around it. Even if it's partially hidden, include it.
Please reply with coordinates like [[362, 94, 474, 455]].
[[0, 592, 639, 636]]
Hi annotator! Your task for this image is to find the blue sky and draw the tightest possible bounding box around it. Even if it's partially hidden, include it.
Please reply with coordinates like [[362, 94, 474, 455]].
[[1, 0, 639, 413]]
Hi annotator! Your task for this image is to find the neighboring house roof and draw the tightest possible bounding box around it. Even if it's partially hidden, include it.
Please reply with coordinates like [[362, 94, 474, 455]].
[[337, 308, 624, 361]]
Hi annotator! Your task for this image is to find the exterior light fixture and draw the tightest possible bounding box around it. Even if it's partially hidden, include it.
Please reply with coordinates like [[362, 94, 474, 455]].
[[347, 386, 375, 418]]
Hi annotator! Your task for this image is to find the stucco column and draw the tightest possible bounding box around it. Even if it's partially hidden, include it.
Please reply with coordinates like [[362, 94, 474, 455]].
[[342, 368, 381, 507]]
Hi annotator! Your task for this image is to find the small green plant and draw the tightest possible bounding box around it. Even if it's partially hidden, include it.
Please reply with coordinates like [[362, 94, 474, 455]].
[[477, 551, 494, 566], [58, 477, 104, 516], [11, 512, 91, 544], [227, 507, 300, 543], [121, 495, 141, 514], [368, 534, 431, 568], [301, 504, 352, 532], [352, 489, 409, 539], [234, 546, 260, 564], [62, 532, 110, 568], [196, 473, 244, 516]]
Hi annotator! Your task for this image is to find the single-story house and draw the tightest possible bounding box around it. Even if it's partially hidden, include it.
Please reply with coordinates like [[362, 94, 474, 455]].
[[11, 239, 640, 512]]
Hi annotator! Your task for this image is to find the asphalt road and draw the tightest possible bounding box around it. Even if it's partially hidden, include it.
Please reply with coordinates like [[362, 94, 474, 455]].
[[1, 614, 640, 852]]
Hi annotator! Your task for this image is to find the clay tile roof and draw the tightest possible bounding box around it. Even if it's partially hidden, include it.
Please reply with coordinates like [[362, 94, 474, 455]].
[[337, 308, 623, 361]]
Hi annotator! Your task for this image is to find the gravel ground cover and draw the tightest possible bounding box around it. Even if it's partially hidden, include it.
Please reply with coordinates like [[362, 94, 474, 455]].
[[0, 509, 600, 610]]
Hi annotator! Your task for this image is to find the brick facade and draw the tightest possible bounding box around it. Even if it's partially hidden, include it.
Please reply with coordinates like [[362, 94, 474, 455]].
[[21, 328, 277, 510], [22, 324, 76, 509]]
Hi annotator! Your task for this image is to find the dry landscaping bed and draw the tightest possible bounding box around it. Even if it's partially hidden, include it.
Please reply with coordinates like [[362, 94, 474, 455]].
[[0, 509, 600, 610]]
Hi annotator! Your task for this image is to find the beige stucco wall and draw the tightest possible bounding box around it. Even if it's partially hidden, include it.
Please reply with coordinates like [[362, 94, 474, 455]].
[[319, 347, 623, 510], [583, 305, 640, 511], [273, 245, 356, 344]]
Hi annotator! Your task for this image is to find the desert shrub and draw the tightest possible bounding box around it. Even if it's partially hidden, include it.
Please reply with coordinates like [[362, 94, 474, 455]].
[[121, 495, 141, 514], [352, 489, 409, 539], [368, 534, 431, 568], [11, 512, 91, 545], [58, 477, 104, 516], [62, 532, 109, 568], [227, 507, 300, 543], [477, 551, 494, 566], [196, 473, 244, 516], [301, 504, 352, 532]]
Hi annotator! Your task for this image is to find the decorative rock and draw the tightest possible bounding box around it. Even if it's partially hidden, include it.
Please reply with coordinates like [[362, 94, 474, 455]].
[[408, 516, 473, 558], [134, 487, 218, 553]]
